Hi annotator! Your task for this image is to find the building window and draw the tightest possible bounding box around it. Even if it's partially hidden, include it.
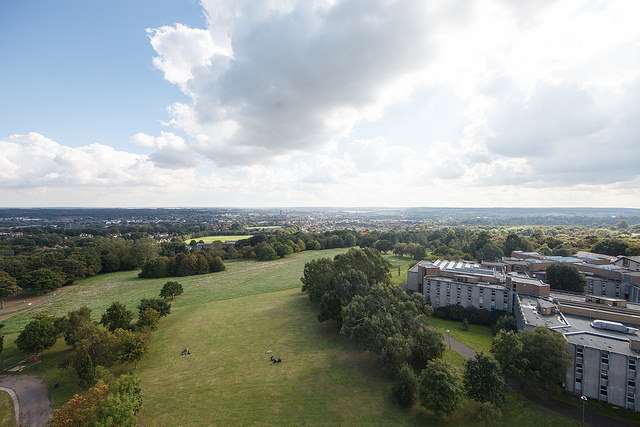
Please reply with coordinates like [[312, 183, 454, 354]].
[[600, 385, 608, 397]]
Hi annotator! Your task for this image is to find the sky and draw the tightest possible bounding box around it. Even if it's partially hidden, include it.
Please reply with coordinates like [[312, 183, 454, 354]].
[[1, 0, 640, 208]]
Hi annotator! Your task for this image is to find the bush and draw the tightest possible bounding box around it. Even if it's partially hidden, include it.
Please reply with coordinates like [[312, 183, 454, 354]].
[[113, 329, 147, 364], [50, 381, 110, 427], [137, 308, 160, 330], [100, 302, 134, 332], [433, 305, 501, 326], [74, 347, 96, 387], [16, 316, 58, 354], [159, 281, 183, 300], [255, 243, 278, 261], [95, 374, 143, 427], [138, 298, 171, 317], [392, 364, 418, 408]]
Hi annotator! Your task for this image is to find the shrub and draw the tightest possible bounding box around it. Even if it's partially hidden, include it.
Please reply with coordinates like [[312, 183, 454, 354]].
[[50, 381, 110, 427], [95, 374, 143, 427], [255, 243, 278, 261], [138, 298, 171, 317], [74, 347, 96, 387], [392, 364, 418, 408], [100, 302, 134, 332], [159, 281, 183, 300], [419, 359, 462, 417], [137, 308, 160, 331]]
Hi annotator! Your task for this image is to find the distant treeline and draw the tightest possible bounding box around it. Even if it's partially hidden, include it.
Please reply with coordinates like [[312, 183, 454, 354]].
[[2, 226, 639, 297]]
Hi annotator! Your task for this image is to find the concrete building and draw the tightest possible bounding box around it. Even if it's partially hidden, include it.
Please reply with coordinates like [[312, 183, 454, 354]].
[[406, 259, 640, 412], [515, 291, 640, 411], [615, 256, 640, 272]]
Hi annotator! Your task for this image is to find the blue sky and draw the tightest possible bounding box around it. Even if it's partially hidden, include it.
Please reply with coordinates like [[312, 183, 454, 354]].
[[1, 1, 639, 207], [0, 0, 204, 150]]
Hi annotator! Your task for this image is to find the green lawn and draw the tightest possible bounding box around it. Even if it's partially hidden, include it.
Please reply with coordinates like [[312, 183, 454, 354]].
[[386, 255, 416, 285], [0, 390, 15, 427], [1, 249, 577, 425], [428, 317, 494, 354], [185, 234, 252, 243]]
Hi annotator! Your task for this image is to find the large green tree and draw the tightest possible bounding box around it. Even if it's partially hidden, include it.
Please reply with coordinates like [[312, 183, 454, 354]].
[[463, 353, 505, 405], [545, 264, 585, 292], [101, 302, 134, 332], [419, 359, 462, 418], [0, 271, 20, 308], [392, 364, 418, 408], [16, 316, 59, 354]]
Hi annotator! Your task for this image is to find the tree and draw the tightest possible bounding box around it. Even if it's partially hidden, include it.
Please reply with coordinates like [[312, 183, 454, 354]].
[[0, 271, 20, 308], [409, 326, 445, 370], [95, 374, 143, 427], [113, 329, 147, 364], [58, 306, 92, 347], [475, 242, 504, 262], [100, 302, 134, 332], [392, 364, 418, 408], [492, 315, 516, 335], [419, 359, 462, 417], [520, 327, 571, 389], [159, 281, 183, 300], [545, 264, 585, 292], [413, 245, 426, 261], [374, 239, 394, 253], [592, 238, 628, 256], [207, 255, 225, 272], [491, 331, 523, 381], [503, 233, 531, 257], [255, 243, 278, 261], [463, 353, 505, 405], [138, 298, 171, 317], [137, 308, 160, 330], [16, 316, 58, 354], [300, 258, 335, 303], [50, 381, 110, 427], [18, 268, 65, 294], [74, 347, 96, 387], [138, 257, 169, 279]]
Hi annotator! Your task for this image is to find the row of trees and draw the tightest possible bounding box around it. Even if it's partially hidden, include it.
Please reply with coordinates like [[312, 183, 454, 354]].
[[15, 281, 182, 386], [139, 250, 225, 278], [392, 327, 571, 418], [0, 237, 158, 296]]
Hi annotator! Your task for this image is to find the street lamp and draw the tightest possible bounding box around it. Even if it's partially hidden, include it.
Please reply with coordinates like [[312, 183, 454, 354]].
[[580, 395, 588, 427], [445, 329, 451, 349]]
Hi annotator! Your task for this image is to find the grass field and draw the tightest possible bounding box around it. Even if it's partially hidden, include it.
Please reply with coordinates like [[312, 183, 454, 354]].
[[184, 235, 252, 243], [0, 390, 15, 427], [427, 317, 494, 354], [1, 249, 577, 425]]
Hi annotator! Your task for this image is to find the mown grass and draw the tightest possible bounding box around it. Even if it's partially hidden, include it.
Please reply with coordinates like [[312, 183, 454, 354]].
[[1, 249, 577, 425], [0, 390, 15, 427], [184, 234, 252, 243], [427, 317, 494, 354]]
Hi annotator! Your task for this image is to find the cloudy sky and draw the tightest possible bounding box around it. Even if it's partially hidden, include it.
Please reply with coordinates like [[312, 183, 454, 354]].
[[2, 0, 640, 207]]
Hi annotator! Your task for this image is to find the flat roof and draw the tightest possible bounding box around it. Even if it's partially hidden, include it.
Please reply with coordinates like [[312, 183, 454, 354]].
[[518, 295, 569, 329]]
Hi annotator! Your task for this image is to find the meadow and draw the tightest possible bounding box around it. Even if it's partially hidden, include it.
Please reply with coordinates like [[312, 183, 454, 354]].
[[1, 249, 577, 425]]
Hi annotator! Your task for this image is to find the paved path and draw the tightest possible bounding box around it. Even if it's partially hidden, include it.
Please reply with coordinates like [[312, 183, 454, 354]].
[[443, 334, 636, 427], [0, 375, 51, 427]]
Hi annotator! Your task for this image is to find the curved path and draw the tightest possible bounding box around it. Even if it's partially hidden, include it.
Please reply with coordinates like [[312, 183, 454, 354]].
[[0, 375, 51, 427]]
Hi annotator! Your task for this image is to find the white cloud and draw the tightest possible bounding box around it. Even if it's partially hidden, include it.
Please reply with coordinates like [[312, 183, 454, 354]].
[[131, 131, 198, 169], [0, 133, 190, 188]]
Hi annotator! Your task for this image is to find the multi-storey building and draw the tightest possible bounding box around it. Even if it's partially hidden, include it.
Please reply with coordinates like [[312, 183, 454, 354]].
[[407, 259, 640, 412]]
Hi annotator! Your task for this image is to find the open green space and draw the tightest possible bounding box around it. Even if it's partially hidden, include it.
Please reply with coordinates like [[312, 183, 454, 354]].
[[184, 234, 252, 243], [1, 249, 577, 425], [0, 391, 15, 427], [427, 317, 494, 354]]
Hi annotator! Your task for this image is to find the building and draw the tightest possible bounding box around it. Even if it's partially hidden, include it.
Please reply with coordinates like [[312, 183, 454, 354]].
[[514, 291, 640, 411], [406, 259, 640, 412], [615, 256, 640, 272]]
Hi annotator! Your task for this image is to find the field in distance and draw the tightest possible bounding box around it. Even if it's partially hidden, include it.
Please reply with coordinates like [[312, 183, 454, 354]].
[[184, 234, 253, 243]]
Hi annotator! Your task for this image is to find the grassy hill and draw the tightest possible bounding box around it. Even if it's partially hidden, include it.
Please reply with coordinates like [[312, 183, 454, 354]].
[[1, 249, 577, 425]]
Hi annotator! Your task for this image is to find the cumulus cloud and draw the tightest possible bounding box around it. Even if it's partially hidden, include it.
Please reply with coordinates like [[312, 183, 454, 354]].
[[149, 0, 439, 164], [131, 131, 198, 169], [0, 133, 189, 188]]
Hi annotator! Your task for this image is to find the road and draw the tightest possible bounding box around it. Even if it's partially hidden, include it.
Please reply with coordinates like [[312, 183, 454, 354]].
[[0, 375, 51, 427]]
